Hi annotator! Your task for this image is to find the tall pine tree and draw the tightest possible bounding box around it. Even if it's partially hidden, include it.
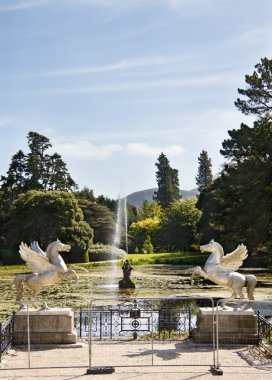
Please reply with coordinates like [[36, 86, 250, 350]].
[[195, 150, 213, 193], [153, 153, 180, 208], [1, 150, 26, 192], [234, 57, 272, 116], [1, 131, 77, 194], [25, 132, 52, 190]]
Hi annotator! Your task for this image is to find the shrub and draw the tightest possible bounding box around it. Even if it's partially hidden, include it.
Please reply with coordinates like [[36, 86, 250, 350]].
[[89, 244, 127, 262], [0, 249, 22, 265], [142, 235, 154, 254]]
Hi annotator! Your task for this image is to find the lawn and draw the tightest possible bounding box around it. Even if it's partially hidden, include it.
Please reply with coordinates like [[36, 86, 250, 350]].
[[125, 251, 209, 266], [81, 251, 209, 268]]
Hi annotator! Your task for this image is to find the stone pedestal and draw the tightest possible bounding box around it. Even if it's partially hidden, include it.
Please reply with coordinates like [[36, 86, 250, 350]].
[[192, 307, 259, 344], [14, 308, 77, 345]]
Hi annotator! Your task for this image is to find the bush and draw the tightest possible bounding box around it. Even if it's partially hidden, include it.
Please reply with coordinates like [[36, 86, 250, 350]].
[[142, 235, 154, 254], [0, 249, 22, 265], [89, 244, 127, 262]]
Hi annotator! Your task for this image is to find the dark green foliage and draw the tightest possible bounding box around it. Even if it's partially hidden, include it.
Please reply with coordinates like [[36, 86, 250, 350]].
[[220, 117, 272, 163], [126, 203, 138, 225], [153, 153, 180, 208], [195, 150, 213, 193], [235, 57, 272, 116], [0, 150, 26, 192], [96, 195, 116, 212], [78, 199, 115, 245], [195, 187, 221, 244], [0, 131, 77, 196], [157, 199, 201, 252], [89, 244, 127, 261], [0, 190, 93, 263], [43, 153, 77, 191], [195, 58, 272, 263], [0, 248, 22, 265], [75, 187, 96, 202], [211, 117, 272, 252], [24, 132, 52, 190]]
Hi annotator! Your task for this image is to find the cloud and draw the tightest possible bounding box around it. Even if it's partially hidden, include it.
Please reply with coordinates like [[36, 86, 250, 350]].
[[85, 127, 182, 141], [127, 143, 184, 157], [51, 140, 123, 160], [28, 60, 132, 78], [50, 139, 184, 161], [36, 74, 229, 96], [0, 0, 55, 12], [0, 0, 155, 14], [25, 54, 195, 78], [0, 0, 112, 13]]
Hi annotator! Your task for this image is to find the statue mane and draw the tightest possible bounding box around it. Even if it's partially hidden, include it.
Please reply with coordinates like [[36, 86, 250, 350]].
[[46, 241, 56, 256], [213, 241, 224, 260]]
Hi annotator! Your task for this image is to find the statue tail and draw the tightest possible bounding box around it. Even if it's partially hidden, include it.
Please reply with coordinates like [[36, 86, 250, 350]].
[[14, 274, 28, 302], [245, 275, 257, 300]]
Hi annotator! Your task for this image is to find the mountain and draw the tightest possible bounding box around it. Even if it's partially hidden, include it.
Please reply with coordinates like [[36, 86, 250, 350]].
[[126, 188, 199, 208]]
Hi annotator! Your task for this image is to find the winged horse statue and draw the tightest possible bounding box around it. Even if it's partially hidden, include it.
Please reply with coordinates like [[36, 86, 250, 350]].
[[14, 239, 88, 310], [186, 240, 257, 305]]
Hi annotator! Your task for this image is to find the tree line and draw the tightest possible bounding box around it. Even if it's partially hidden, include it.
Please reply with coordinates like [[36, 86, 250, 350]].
[[0, 57, 271, 267]]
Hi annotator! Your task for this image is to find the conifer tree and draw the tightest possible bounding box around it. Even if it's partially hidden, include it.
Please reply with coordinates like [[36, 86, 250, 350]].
[[0, 131, 77, 194], [153, 153, 180, 208], [235, 57, 272, 116], [195, 150, 213, 193], [25, 132, 52, 190], [0, 150, 26, 191]]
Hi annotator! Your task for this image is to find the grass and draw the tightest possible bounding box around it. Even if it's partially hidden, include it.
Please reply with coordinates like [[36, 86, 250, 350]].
[[125, 251, 209, 266], [44, 251, 209, 270]]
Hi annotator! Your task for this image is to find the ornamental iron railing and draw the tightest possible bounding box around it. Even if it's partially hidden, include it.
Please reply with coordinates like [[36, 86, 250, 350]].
[[258, 312, 272, 343], [0, 312, 14, 363], [75, 298, 214, 340]]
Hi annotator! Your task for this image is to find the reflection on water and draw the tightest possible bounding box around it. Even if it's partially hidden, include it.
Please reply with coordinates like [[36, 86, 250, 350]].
[[75, 298, 212, 339], [96, 284, 140, 290], [96, 284, 119, 290]]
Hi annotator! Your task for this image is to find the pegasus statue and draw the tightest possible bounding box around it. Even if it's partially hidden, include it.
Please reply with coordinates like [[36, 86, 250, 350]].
[[14, 239, 88, 310], [185, 240, 257, 304]]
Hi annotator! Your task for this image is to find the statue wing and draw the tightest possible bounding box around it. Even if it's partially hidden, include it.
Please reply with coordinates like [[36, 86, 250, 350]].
[[30, 241, 47, 257], [218, 244, 248, 272], [19, 242, 55, 274]]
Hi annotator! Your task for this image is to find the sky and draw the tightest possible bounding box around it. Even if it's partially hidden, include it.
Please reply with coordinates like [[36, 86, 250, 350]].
[[0, 0, 271, 199]]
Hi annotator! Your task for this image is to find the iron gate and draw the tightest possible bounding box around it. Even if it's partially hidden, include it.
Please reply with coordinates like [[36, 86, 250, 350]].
[[87, 296, 216, 372]]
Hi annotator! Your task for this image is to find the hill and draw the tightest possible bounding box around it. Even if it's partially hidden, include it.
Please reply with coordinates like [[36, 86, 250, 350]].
[[126, 188, 198, 208]]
